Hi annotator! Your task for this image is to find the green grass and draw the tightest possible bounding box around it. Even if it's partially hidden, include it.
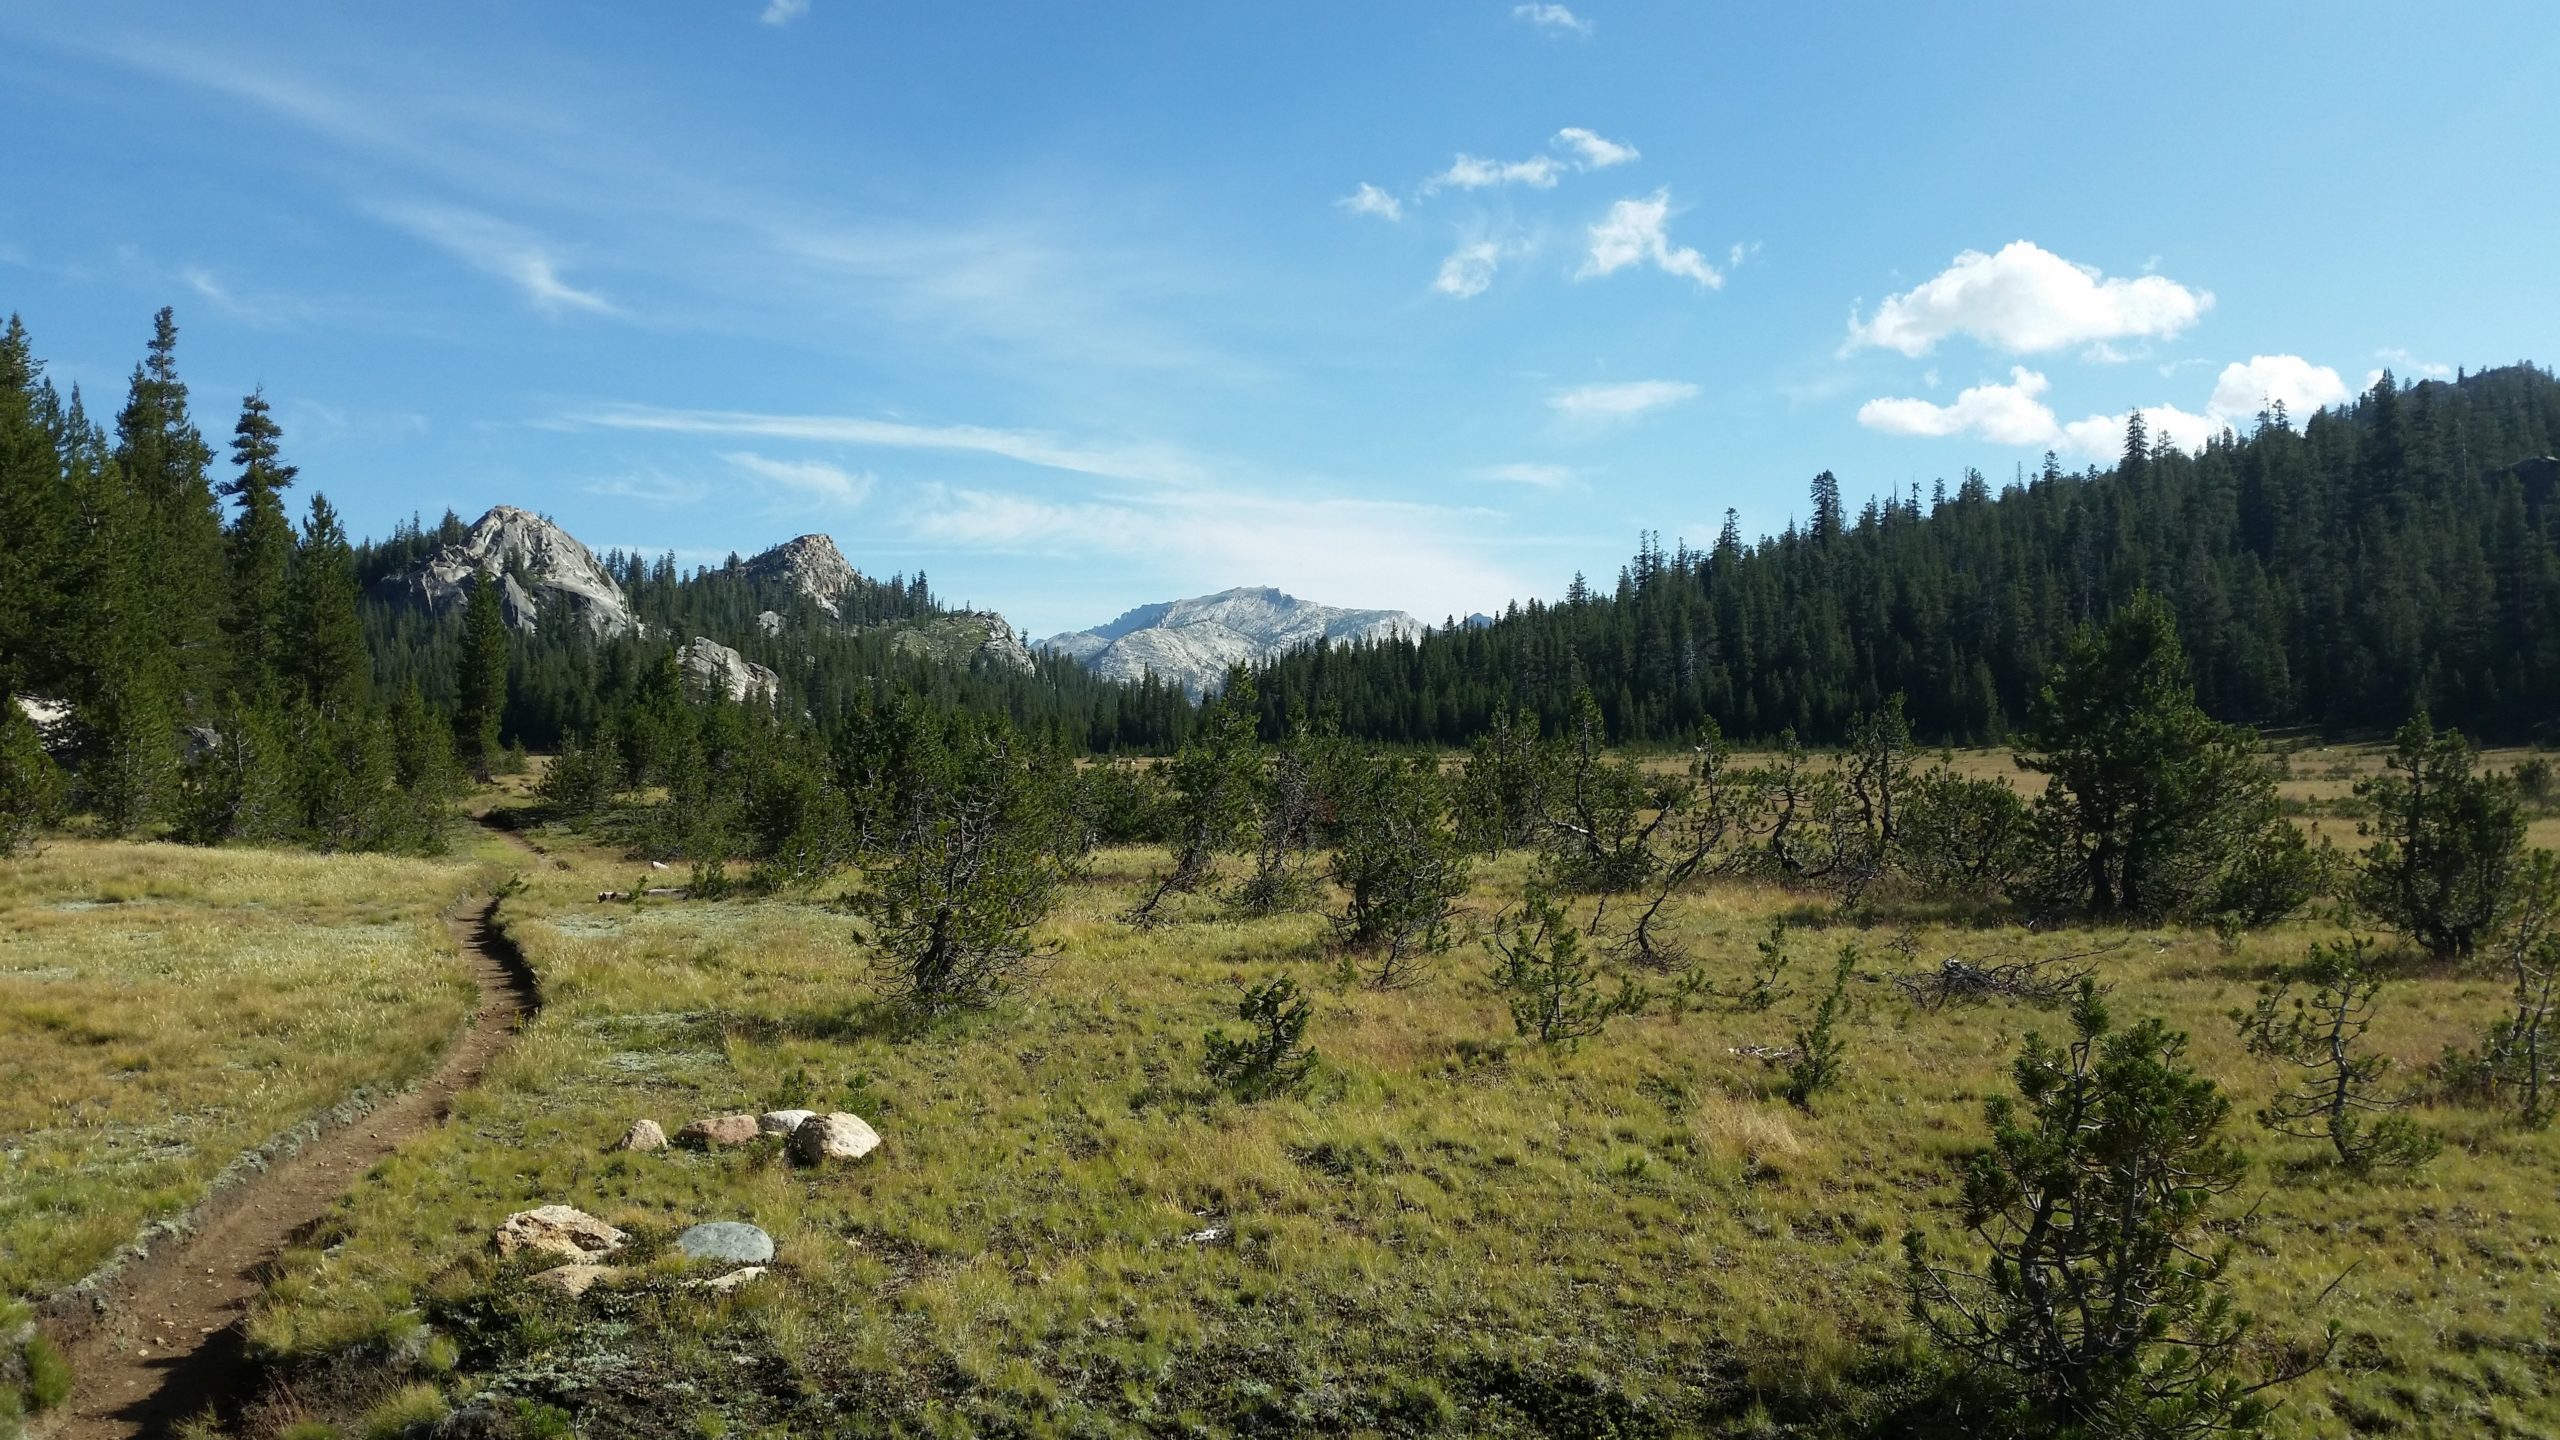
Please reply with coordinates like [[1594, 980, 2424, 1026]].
[[0, 837, 503, 1301], [233, 801, 2560, 1438]]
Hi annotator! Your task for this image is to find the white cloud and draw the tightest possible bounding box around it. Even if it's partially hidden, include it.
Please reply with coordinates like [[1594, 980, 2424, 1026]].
[[2206, 355, 2351, 424], [1512, 3, 1592, 34], [1552, 127, 1637, 169], [1339, 182, 1403, 222], [1844, 241, 2211, 357], [370, 200, 615, 315], [1548, 379, 1700, 422], [1433, 241, 1502, 299], [565, 404, 1207, 488], [760, 0, 810, 25], [1426, 153, 1563, 192], [1858, 365, 2240, 460], [724, 451, 874, 508], [584, 472, 710, 507], [2375, 346, 2454, 380], [1857, 367, 2062, 447], [1476, 462, 1577, 489], [1577, 190, 1721, 288]]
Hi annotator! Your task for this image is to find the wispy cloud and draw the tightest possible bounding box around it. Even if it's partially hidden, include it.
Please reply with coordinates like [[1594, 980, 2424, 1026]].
[[1475, 462, 1577, 489], [1513, 3, 1593, 36], [1433, 241, 1504, 299], [2374, 346, 2453, 380], [724, 451, 874, 508], [760, 0, 810, 25], [1548, 379, 1700, 423], [1578, 189, 1721, 288], [1843, 241, 2212, 357], [564, 404, 1209, 488], [1425, 153, 1563, 192], [584, 472, 711, 507], [1339, 183, 1403, 222], [370, 200, 615, 315], [1553, 127, 1637, 169]]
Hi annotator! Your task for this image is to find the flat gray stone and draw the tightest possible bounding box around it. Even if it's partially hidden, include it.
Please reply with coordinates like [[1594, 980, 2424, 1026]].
[[676, 1220, 775, 1265]]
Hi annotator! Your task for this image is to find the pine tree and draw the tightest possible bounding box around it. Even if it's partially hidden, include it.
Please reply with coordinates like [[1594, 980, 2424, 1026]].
[[219, 390, 298, 702], [454, 568, 510, 780], [111, 308, 226, 715], [0, 315, 71, 697], [2352, 713, 2528, 960], [288, 493, 372, 714]]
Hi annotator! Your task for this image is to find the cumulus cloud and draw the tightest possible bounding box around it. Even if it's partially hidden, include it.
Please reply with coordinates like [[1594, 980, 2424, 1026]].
[[1475, 462, 1577, 488], [2206, 355, 2351, 424], [760, 0, 809, 25], [1577, 190, 1721, 288], [1856, 361, 2300, 460], [1857, 367, 2063, 447], [724, 451, 874, 508], [1339, 183, 1403, 222], [1513, 3, 1593, 35], [1426, 153, 1563, 192], [1433, 241, 1503, 298], [1548, 379, 1700, 422], [1844, 241, 2212, 357], [1553, 127, 1637, 168]]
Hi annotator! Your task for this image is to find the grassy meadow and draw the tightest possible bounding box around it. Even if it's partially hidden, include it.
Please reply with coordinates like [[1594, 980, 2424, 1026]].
[[0, 837, 507, 1301], [231, 759, 2560, 1439]]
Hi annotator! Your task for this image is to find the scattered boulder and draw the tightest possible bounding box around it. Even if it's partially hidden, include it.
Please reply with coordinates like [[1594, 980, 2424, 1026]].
[[692, 1265, 769, 1294], [432, 1405, 513, 1440], [676, 1114, 761, 1149], [614, 1119, 668, 1153], [758, 1109, 815, 1136], [679, 636, 782, 704], [787, 1111, 881, 1166], [529, 1262, 621, 1297], [495, 1205, 626, 1260], [676, 1221, 776, 1265]]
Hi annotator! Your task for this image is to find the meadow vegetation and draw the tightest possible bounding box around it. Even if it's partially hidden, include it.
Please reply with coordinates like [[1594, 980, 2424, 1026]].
[[0, 838, 502, 1301]]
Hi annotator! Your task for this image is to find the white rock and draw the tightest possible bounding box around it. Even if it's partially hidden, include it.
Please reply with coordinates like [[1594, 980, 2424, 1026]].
[[529, 1262, 620, 1297], [495, 1205, 627, 1260], [614, 1119, 668, 1152], [377, 506, 639, 640], [1042, 587, 1421, 698], [787, 1111, 881, 1166], [743, 535, 863, 617], [678, 637, 781, 704], [758, 1109, 815, 1136], [691, 1265, 769, 1294]]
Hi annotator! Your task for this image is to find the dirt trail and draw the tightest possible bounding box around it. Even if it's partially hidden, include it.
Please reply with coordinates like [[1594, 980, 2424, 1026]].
[[40, 838, 540, 1439]]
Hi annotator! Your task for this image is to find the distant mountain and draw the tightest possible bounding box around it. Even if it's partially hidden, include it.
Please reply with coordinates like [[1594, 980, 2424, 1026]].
[[1043, 587, 1420, 697], [742, 534, 864, 616], [373, 505, 640, 639]]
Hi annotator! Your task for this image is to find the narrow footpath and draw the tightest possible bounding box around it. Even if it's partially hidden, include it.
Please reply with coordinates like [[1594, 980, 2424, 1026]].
[[41, 833, 541, 1439]]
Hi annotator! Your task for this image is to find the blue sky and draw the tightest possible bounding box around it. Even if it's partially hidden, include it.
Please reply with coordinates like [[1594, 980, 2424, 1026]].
[[3, 2, 2553, 637]]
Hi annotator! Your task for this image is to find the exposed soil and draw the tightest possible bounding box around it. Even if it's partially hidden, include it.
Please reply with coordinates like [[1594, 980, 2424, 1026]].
[[38, 841, 540, 1439]]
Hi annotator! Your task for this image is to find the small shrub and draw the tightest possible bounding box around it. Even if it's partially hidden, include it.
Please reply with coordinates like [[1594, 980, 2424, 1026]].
[[1782, 943, 1857, 1110], [1202, 975, 1318, 1100], [2354, 713, 2528, 960], [2238, 936, 2438, 1175], [1329, 752, 1471, 987], [1487, 886, 1647, 1047], [1905, 983, 2321, 1436], [1897, 764, 2031, 899], [535, 732, 621, 823]]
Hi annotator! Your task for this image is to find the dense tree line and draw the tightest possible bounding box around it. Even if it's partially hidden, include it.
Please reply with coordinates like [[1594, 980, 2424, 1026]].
[[353, 519, 1194, 758], [1, 309, 451, 851], [1252, 366, 2560, 746]]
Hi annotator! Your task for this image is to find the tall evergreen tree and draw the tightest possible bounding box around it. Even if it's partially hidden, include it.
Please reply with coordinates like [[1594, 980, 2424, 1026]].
[[110, 307, 226, 715], [454, 569, 510, 780], [219, 389, 298, 702], [286, 493, 370, 715]]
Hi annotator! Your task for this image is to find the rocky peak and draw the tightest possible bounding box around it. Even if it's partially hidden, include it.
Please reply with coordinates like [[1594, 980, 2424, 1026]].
[[678, 637, 781, 704], [743, 534, 863, 616], [378, 505, 638, 640], [1042, 587, 1420, 697]]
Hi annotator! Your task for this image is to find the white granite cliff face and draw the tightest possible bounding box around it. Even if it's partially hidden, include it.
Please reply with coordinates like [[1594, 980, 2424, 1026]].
[[1043, 587, 1420, 697], [742, 534, 863, 616], [377, 506, 638, 639], [677, 637, 782, 703]]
